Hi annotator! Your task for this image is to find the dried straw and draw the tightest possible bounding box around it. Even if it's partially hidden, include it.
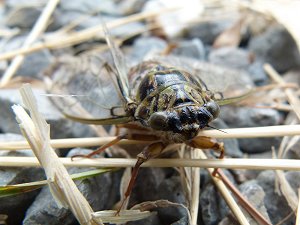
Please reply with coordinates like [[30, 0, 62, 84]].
[[198, 150, 250, 225], [1, 157, 300, 171], [12, 84, 102, 225], [0, 0, 60, 87], [1, 124, 300, 151]]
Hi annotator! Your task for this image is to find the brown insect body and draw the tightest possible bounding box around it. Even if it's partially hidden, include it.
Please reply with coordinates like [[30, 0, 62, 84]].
[[128, 61, 220, 143]]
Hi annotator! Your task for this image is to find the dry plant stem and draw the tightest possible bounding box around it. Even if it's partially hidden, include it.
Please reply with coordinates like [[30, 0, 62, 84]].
[[2, 157, 300, 171], [217, 169, 272, 225], [0, 0, 60, 87], [13, 84, 102, 225], [198, 151, 250, 225], [2, 124, 300, 150], [275, 170, 298, 211], [296, 189, 300, 225], [0, 7, 179, 61], [264, 63, 300, 120], [190, 149, 200, 225]]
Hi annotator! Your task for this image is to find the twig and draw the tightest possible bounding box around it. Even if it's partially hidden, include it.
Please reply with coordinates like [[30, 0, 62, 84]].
[[264, 64, 300, 120], [12, 84, 102, 225], [0, 0, 60, 87], [296, 189, 300, 225], [217, 169, 271, 225], [1, 125, 300, 150], [190, 149, 200, 224], [1, 157, 300, 171], [0, 7, 179, 61], [198, 151, 250, 225]]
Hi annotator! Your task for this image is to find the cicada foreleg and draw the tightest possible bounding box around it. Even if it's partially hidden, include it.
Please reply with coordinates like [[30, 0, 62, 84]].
[[71, 134, 128, 160], [188, 136, 225, 176], [116, 142, 166, 215]]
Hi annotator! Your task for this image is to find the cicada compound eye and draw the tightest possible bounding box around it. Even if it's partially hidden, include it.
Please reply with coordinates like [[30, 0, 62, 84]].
[[149, 112, 169, 131], [205, 101, 220, 119]]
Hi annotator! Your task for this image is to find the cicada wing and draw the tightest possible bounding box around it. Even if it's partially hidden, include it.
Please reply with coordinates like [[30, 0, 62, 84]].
[[101, 19, 133, 105], [153, 56, 254, 104], [48, 54, 132, 125]]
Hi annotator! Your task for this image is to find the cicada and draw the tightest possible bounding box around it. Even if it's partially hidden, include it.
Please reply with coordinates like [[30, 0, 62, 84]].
[[49, 23, 253, 213]]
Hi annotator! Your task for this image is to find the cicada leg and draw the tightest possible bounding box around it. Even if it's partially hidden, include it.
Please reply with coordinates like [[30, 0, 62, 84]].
[[116, 142, 165, 215], [187, 136, 224, 176], [71, 134, 128, 160]]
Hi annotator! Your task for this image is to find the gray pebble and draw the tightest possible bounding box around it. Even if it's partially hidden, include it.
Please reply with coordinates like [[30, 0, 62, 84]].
[[247, 61, 269, 86], [0, 133, 45, 225], [171, 38, 206, 60], [208, 47, 252, 71], [200, 170, 233, 225], [211, 119, 243, 158], [185, 19, 236, 45], [239, 180, 271, 224], [249, 25, 300, 73], [1, 36, 54, 79], [130, 168, 188, 224], [256, 170, 298, 224], [129, 37, 168, 63], [23, 148, 118, 225], [5, 6, 41, 29], [0, 88, 96, 138], [220, 106, 282, 153]]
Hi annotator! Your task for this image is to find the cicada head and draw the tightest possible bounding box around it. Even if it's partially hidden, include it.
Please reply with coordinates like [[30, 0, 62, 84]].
[[148, 100, 220, 142]]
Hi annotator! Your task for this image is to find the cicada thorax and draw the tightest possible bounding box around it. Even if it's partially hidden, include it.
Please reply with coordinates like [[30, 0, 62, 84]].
[[128, 62, 220, 143]]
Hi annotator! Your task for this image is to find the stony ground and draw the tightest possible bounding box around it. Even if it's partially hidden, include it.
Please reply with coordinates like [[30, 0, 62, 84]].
[[0, 1, 300, 225]]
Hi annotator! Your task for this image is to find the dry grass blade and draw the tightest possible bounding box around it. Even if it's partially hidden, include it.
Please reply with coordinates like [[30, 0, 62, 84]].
[[264, 64, 300, 120], [2, 124, 300, 151], [275, 170, 298, 211], [12, 84, 102, 225], [190, 149, 200, 224], [296, 189, 300, 225], [92, 210, 152, 224], [198, 151, 250, 225], [0, 7, 179, 61], [217, 169, 271, 225], [254, 1, 300, 52], [1, 157, 300, 171], [130, 200, 191, 223], [0, 0, 60, 87]]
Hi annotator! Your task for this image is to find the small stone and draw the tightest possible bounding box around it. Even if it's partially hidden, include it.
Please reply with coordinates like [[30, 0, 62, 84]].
[[142, 0, 204, 38], [208, 47, 252, 71], [199, 170, 233, 225], [171, 216, 189, 225], [239, 180, 271, 225], [130, 168, 188, 224], [283, 69, 300, 85], [247, 61, 269, 86], [248, 25, 300, 73], [5, 6, 41, 29], [60, 0, 147, 16], [127, 213, 163, 225], [59, 0, 115, 14], [171, 38, 206, 60], [256, 170, 296, 224], [0, 88, 97, 138], [129, 37, 168, 63], [0, 133, 45, 225], [1, 36, 54, 79], [185, 19, 236, 45], [220, 106, 282, 153], [17, 50, 54, 79], [211, 119, 243, 158], [23, 148, 118, 225]]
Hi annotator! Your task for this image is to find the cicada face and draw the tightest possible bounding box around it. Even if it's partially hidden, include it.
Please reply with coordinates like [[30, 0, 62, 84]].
[[131, 63, 220, 143]]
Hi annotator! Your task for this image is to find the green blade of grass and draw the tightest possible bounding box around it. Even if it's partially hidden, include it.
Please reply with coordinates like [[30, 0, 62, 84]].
[[0, 168, 116, 198]]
